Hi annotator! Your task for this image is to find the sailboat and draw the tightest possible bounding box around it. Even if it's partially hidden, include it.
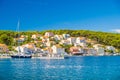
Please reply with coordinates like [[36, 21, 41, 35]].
[[11, 21, 32, 58]]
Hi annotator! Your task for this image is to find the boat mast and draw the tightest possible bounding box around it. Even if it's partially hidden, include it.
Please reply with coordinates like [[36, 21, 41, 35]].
[[17, 20, 20, 54]]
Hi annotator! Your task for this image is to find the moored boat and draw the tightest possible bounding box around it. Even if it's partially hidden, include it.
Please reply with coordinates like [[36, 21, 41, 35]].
[[11, 54, 32, 58]]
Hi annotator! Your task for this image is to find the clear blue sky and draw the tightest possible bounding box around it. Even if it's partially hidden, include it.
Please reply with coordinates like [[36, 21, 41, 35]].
[[0, 0, 120, 32]]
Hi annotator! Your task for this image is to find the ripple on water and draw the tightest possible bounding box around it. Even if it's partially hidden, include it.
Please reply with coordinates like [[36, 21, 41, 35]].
[[0, 56, 120, 80]]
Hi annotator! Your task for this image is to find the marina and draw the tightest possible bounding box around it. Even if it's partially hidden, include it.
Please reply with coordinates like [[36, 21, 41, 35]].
[[0, 0, 120, 80]]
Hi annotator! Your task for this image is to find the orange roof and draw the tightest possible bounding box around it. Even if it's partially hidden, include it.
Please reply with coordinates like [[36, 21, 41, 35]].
[[70, 46, 80, 50], [43, 36, 49, 38], [0, 44, 8, 48]]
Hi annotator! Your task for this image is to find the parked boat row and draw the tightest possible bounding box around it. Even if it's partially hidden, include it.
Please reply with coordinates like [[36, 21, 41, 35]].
[[10, 53, 66, 59]]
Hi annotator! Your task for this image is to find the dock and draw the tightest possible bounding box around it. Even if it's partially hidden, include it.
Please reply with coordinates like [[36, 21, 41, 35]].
[[32, 56, 64, 59]]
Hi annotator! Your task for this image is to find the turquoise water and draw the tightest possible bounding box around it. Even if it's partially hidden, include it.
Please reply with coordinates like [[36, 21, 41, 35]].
[[0, 56, 120, 80]]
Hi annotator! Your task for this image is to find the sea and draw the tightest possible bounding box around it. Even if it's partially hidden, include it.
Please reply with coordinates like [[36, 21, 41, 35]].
[[0, 56, 120, 80]]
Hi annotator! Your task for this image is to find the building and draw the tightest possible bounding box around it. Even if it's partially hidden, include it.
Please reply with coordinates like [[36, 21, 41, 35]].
[[76, 37, 86, 44], [14, 38, 25, 43], [31, 34, 41, 40], [41, 36, 49, 42], [19, 35, 27, 41], [41, 47, 52, 54], [74, 43, 87, 48], [87, 48, 97, 55], [67, 37, 76, 44], [51, 45, 65, 55], [46, 41, 55, 47], [62, 34, 70, 39], [70, 46, 84, 55], [31, 34, 37, 40], [15, 46, 28, 53], [60, 40, 70, 45], [15, 43, 36, 54], [75, 37, 86, 47], [93, 44, 104, 55], [45, 32, 54, 37], [106, 46, 115, 52], [54, 35, 63, 41], [0, 44, 9, 53]]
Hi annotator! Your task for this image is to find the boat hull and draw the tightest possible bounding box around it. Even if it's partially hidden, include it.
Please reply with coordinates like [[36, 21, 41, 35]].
[[11, 55, 32, 58]]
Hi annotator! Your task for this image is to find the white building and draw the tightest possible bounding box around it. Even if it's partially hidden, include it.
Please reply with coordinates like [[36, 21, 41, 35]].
[[67, 37, 76, 44], [45, 32, 54, 37], [62, 34, 70, 39], [15, 46, 28, 53], [32, 34, 41, 39], [41, 48, 50, 54], [40, 36, 48, 42], [74, 43, 87, 47], [19, 37, 25, 42], [60, 40, 70, 45], [15, 43, 36, 54], [31, 34, 37, 40], [54, 35, 63, 41], [106, 46, 115, 51], [87, 48, 97, 55], [51, 45, 65, 55], [76, 37, 86, 44], [93, 44, 104, 55], [74, 37, 87, 47]]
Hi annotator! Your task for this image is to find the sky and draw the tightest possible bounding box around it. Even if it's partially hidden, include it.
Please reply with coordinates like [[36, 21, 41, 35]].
[[0, 0, 120, 32]]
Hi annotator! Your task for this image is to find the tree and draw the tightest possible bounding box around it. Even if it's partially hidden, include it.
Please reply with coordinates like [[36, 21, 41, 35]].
[[60, 44, 72, 53], [0, 34, 13, 46]]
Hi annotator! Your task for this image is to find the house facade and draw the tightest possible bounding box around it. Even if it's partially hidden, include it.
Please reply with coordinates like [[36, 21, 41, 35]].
[[106, 46, 115, 52], [62, 34, 70, 39], [51, 45, 65, 55], [70, 46, 84, 55], [93, 44, 105, 55], [60, 40, 70, 45], [15, 43, 36, 54], [67, 37, 76, 44], [45, 32, 54, 37], [75, 37, 86, 47]]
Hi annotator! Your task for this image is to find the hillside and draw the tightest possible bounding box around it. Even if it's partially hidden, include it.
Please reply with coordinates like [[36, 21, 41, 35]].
[[0, 30, 120, 49]]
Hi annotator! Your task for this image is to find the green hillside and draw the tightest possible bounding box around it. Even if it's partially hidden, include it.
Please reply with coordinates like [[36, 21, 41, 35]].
[[0, 30, 120, 49]]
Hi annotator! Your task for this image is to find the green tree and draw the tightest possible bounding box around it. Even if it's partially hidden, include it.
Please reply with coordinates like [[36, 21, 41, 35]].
[[0, 34, 13, 46]]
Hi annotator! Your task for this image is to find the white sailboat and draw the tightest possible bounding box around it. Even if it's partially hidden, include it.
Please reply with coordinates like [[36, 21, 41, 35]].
[[11, 21, 32, 58]]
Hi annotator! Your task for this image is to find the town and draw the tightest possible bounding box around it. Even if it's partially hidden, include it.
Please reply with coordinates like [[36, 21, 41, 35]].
[[0, 31, 119, 58]]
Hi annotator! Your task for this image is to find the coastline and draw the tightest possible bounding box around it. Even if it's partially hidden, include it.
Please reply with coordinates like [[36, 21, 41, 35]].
[[0, 53, 120, 59]]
